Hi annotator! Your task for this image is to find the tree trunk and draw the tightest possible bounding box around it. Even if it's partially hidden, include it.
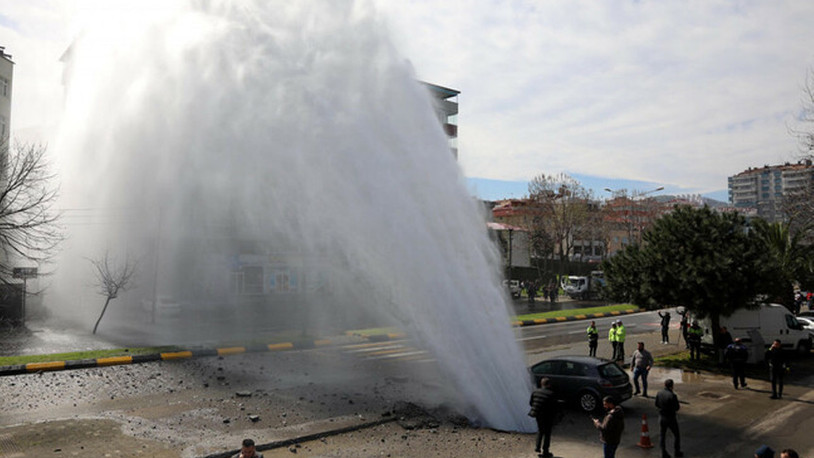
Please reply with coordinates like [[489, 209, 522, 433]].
[[93, 296, 113, 334], [710, 313, 721, 361]]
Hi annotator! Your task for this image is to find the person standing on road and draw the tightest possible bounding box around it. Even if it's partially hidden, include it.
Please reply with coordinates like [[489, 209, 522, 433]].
[[765, 339, 788, 399], [615, 320, 627, 362], [232, 438, 264, 458], [687, 321, 703, 360], [658, 310, 671, 344], [587, 321, 599, 357], [593, 396, 625, 458], [528, 279, 537, 305], [678, 309, 690, 348], [529, 377, 559, 457], [655, 379, 684, 458], [630, 342, 654, 397], [724, 337, 749, 389], [609, 322, 618, 360]]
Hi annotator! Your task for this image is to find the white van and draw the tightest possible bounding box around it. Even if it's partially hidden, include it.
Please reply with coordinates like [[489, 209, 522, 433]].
[[700, 303, 811, 355]]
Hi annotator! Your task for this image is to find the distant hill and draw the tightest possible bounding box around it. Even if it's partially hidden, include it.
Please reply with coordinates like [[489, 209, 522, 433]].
[[655, 194, 729, 208]]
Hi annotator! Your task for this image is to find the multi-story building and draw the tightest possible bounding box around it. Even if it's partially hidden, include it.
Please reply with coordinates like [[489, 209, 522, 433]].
[[728, 160, 814, 222], [423, 82, 459, 159], [0, 46, 13, 140]]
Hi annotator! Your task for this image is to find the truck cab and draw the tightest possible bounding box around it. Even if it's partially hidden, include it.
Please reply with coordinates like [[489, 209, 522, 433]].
[[562, 271, 605, 300]]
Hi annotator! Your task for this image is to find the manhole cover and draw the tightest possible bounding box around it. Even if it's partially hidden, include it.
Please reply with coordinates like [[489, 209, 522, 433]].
[[697, 391, 727, 400]]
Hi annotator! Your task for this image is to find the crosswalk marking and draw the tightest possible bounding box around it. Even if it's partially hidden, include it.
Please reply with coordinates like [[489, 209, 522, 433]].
[[334, 340, 432, 363]]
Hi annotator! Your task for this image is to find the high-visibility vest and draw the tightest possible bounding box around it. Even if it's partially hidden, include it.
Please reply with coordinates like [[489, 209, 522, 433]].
[[588, 326, 598, 341], [616, 325, 627, 343], [609, 327, 617, 342]]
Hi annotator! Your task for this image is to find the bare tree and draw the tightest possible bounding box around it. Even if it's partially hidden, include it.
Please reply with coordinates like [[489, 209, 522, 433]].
[[783, 68, 814, 236], [90, 252, 137, 334], [0, 140, 62, 281], [790, 68, 814, 157], [527, 173, 592, 268]]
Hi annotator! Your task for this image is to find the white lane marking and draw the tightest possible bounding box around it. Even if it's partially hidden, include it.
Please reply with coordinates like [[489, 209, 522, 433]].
[[346, 344, 405, 354], [368, 350, 428, 360], [520, 335, 547, 341]]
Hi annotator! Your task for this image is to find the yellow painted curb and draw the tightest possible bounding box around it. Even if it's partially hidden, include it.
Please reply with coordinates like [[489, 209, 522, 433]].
[[161, 351, 193, 360], [217, 347, 246, 356], [97, 356, 133, 366], [27, 361, 66, 372], [267, 342, 294, 351]]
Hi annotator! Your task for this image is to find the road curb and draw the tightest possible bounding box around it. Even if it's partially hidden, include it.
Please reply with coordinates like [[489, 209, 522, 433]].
[[0, 337, 346, 377], [511, 308, 642, 327]]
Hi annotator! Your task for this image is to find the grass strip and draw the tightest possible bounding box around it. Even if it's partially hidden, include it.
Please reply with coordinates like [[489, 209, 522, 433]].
[[515, 303, 639, 321], [0, 347, 176, 366], [347, 304, 640, 336]]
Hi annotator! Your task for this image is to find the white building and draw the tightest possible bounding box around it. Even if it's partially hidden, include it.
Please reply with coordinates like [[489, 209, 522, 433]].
[[728, 160, 814, 222], [0, 46, 13, 140]]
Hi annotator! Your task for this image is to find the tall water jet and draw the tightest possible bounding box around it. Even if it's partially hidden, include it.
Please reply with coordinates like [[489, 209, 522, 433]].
[[50, 0, 534, 431]]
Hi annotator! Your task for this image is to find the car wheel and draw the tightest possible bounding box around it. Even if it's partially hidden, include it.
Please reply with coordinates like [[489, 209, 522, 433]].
[[578, 390, 600, 413]]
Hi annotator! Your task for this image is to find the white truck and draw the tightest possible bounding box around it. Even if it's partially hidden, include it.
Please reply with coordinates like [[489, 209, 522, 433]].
[[502, 279, 521, 299], [700, 303, 811, 356], [562, 271, 605, 300]]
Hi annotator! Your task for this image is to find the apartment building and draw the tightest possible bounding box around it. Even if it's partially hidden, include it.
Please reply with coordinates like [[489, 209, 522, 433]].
[[0, 46, 13, 140], [728, 160, 814, 222], [423, 82, 459, 159]]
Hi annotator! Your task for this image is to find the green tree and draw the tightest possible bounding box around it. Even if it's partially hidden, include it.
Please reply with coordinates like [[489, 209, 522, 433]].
[[603, 206, 770, 350], [752, 219, 814, 308]]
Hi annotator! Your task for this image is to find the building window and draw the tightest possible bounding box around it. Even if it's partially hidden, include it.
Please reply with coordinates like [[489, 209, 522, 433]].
[[0, 115, 5, 139], [0, 77, 7, 97]]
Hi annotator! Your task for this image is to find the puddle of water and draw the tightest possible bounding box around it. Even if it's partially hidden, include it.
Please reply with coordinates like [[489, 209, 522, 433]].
[[648, 366, 706, 384]]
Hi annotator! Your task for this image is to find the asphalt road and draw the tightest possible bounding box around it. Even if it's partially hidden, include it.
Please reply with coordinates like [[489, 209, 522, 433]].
[[2, 305, 814, 457]]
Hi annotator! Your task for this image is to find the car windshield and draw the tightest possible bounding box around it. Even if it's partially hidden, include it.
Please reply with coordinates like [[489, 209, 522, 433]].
[[597, 362, 624, 378]]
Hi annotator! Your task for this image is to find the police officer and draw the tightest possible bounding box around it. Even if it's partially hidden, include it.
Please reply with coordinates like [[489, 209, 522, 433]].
[[587, 321, 599, 357], [615, 320, 627, 362], [609, 322, 618, 361], [724, 337, 749, 389]]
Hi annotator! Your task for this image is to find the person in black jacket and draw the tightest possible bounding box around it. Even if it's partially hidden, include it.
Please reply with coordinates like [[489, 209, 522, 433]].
[[529, 377, 559, 457], [658, 310, 671, 344], [655, 379, 684, 458], [724, 338, 749, 389], [765, 339, 788, 399]]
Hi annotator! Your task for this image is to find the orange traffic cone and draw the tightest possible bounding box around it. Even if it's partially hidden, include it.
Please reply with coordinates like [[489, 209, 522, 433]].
[[637, 413, 654, 449]]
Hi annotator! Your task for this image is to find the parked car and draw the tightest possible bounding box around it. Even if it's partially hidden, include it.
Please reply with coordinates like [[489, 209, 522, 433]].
[[529, 355, 632, 413], [795, 316, 814, 336]]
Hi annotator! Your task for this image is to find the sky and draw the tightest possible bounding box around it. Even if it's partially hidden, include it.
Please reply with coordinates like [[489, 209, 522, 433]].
[[2, 0, 814, 202]]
